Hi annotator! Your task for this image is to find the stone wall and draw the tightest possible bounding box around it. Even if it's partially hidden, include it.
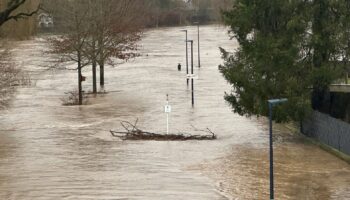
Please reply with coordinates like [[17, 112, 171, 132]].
[[301, 111, 350, 155]]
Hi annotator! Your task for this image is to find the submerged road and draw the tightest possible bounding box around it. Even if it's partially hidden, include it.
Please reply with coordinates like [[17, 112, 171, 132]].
[[0, 25, 349, 199]]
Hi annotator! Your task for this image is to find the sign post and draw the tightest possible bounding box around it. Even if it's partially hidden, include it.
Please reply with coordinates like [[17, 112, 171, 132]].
[[186, 40, 195, 107], [164, 94, 172, 135], [180, 30, 189, 86]]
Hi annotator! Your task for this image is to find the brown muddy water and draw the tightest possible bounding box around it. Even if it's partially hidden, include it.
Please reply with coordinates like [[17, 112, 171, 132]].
[[0, 25, 349, 199]]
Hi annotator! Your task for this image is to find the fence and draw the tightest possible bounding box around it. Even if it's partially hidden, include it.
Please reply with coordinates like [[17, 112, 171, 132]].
[[301, 111, 350, 155]]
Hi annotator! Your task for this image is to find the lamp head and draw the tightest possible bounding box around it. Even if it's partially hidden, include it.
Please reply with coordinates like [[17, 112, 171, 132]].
[[268, 98, 288, 105]]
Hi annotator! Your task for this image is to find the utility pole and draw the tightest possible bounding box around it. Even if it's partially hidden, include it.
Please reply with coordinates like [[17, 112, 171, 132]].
[[181, 30, 189, 86], [195, 22, 201, 68], [187, 40, 195, 107], [269, 103, 274, 200], [191, 41, 194, 106], [267, 98, 288, 200]]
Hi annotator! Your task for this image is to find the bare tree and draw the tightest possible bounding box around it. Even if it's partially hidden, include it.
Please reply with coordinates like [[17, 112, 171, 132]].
[[0, 0, 40, 27], [48, 0, 150, 103], [0, 0, 39, 108], [84, 0, 148, 93], [48, 0, 91, 105]]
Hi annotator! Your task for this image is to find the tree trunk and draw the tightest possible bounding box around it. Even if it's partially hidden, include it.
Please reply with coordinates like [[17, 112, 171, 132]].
[[91, 36, 97, 94], [97, 35, 104, 88], [78, 53, 83, 105], [92, 60, 97, 93], [100, 62, 104, 87], [179, 13, 182, 25]]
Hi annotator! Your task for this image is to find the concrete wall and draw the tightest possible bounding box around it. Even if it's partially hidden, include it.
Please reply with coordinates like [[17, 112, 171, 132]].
[[301, 111, 350, 155]]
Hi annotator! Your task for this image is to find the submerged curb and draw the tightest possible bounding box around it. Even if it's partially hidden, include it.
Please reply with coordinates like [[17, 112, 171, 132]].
[[284, 123, 350, 165]]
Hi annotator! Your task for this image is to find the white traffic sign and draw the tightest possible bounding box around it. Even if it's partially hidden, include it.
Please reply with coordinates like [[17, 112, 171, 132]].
[[164, 105, 172, 113], [186, 74, 198, 79]]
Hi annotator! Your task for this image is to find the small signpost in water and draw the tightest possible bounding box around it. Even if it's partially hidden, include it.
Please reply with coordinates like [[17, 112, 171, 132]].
[[164, 94, 171, 135]]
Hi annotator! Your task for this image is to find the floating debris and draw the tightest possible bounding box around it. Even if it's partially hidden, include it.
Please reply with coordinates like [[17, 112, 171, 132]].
[[110, 119, 216, 141]]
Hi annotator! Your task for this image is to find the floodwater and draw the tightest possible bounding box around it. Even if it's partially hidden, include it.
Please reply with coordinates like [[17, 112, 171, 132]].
[[0, 25, 349, 199]]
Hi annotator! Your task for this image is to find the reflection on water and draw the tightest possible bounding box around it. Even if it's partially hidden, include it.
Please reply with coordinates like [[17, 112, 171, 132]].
[[0, 25, 349, 199]]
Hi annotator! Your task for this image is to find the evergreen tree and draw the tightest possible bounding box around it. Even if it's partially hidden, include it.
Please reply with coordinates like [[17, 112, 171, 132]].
[[219, 0, 345, 121]]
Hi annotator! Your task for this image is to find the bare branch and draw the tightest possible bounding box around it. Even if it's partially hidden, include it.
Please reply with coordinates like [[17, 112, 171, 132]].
[[111, 119, 217, 141], [0, 0, 41, 27]]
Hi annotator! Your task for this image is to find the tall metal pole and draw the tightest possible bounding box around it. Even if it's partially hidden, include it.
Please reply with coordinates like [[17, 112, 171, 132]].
[[181, 30, 189, 86], [190, 40, 194, 107], [197, 24, 200, 68], [269, 103, 274, 200], [186, 31, 189, 86], [267, 98, 287, 200]]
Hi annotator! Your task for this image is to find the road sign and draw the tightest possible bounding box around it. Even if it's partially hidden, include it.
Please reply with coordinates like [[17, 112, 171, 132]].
[[164, 105, 172, 113], [80, 75, 86, 82], [186, 74, 198, 79]]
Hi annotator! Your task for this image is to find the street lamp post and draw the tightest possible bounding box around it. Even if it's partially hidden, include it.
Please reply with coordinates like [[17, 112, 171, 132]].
[[267, 98, 288, 200], [187, 40, 194, 107], [194, 22, 201, 68], [180, 30, 189, 86]]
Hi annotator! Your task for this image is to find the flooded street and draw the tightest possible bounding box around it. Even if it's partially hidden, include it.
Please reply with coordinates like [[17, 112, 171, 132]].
[[0, 25, 349, 199]]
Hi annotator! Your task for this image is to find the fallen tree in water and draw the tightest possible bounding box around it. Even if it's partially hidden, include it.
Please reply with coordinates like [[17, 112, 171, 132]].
[[110, 119, 216, 141]]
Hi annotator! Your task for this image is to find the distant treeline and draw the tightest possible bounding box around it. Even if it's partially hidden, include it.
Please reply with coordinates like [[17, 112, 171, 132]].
[[0, 0, 233, 38], [145, 0, 233, 27], [41, 0, 233, 33]]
